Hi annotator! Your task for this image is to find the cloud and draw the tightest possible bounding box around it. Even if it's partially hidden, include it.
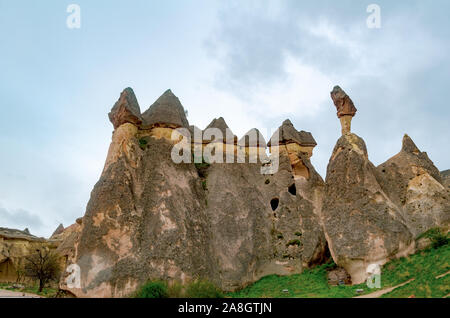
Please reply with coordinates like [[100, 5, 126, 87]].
[[0, 205, 44, 235], [205, 0, 450, 176]]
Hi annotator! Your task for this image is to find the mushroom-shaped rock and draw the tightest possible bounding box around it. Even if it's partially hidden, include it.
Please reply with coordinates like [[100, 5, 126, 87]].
[[267, 120, 317, 147], [142, 89, 189, 129], [330, 85, 357, 118], [203, 117, 237, 144], [238, 128, 266, 148], [108, 88, 142, 129], [330, 86, 357, 135]]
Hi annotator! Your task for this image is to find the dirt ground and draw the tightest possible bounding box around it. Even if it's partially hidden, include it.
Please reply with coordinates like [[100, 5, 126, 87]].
[[0, 289, 42, 298]]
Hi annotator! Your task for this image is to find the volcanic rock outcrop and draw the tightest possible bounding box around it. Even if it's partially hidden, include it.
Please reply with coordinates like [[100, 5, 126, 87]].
[[322, 134, 414, 284], [442, 170, 450, 189], [60, 88, 327, 297], [377, 135, 450, 237], [330, 86, 357, 135], [58, 87, 449, 297], [108, 87, 142, 129], [268, 120, 317, 179], [0, 228, 57, 283]]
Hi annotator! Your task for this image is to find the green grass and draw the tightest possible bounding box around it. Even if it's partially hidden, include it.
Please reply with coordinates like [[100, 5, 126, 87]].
[[0, 282, 59, 298], [138, 138, 148, 150], [228, 244, 450, 298], [132, 279, 224, 298], [134, 280, 168, 298]]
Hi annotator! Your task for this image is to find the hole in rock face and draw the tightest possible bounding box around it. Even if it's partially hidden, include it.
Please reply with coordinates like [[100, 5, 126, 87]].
[[288, 183, 296, 195], [270, 198, 279, 211]]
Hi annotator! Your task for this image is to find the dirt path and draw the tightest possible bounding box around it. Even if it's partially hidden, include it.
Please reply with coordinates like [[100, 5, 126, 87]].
[[0, 289, 42, 298], [436, 270, 450, 279], [354, 278, 415, 298]]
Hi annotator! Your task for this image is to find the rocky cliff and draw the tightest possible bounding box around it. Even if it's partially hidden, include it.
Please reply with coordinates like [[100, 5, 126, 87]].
[[58, 87, 449, 297], [0, 228, 58, 283]]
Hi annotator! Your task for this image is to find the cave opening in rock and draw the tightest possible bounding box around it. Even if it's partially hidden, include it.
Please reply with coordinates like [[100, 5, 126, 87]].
[[288, 183, 296, 195], [270, 198, 279, 211]]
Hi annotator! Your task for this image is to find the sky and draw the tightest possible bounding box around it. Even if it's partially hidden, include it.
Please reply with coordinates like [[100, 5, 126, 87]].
[[0, 0, 449, 237]]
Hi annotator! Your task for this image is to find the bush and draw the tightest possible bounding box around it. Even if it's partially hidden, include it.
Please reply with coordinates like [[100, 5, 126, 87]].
[[431, 232, 449, 249], [167, 281, 184, 298], [138, 138, 148, 150], [418, 228, 450, 249], [185, 280, 223, 298], [135, 280, 168, 298]]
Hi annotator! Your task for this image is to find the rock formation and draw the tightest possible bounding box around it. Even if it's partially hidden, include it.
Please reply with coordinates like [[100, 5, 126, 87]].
[[322, 133, 414, 284], [108, 87, 142, 129], [142, 89, 189, 129], [51, 224, 65, 238], [330, 86, 357, 135], [377, 135, 450, 237], [440, 170, 450, 189], [57, 87, 449, 296], [268, 120, 317, 179], [0, 228, 57, 283], [59, 89, 327, 297], [204, 117, 237, 144]]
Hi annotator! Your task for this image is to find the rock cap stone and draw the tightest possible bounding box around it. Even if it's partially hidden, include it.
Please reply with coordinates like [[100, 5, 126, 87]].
[[330, 85, 357, 118], [142, 89, 189, 129], [108, 87, 142, 129], [203, 117, 237, 144], [238, 128, 267, 147], [268, 119, 317, 147]]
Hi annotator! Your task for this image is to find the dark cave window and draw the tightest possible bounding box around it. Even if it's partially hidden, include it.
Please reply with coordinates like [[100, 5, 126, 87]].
[[288, 183, 296, 195], [270, 198, 279, 211]]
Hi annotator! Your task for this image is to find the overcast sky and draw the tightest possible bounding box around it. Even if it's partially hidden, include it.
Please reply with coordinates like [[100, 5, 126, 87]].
[[1, 0, 449, 237]]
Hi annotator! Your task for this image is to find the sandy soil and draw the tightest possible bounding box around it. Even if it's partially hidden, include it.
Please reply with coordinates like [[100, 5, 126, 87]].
[[0, 289, 42, 298]]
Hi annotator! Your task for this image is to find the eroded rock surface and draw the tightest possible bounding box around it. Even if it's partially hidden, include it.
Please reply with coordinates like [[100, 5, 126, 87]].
[[108, 88, 142, 129], [60, 89, 327, 296], [322, 133, 414, 284], [0, 228, 57, 283], [59, 87, 449, 296], [203, 151, 327, 290], [330, 86, 357, 118], [142, 89, 189, 129], [442, 170, 450, 189], [377, 135, 450, 237]]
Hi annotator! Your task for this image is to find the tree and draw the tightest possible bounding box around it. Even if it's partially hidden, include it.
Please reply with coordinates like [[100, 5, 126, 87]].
[[15, 264, 26, 284], [24, 248, 61, 292]]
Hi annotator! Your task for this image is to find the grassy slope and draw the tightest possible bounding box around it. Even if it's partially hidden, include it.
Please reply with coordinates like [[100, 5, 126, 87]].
[[229, 244, 450, 298]]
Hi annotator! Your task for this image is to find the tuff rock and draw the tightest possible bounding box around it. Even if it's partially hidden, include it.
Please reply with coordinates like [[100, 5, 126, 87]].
[[57, 88, 449, 296], [0, 228, 58, 283], [377, 135, 450, 237], [322, 133, 414, 284]]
